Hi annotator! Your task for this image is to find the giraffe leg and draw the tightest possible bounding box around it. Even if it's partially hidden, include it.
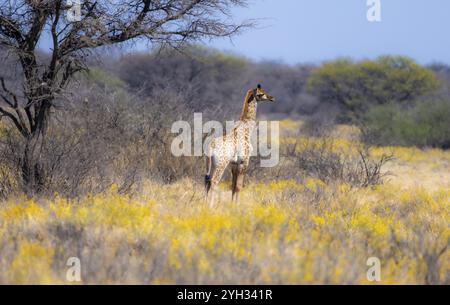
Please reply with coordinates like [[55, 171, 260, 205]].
[[231, 162, 246, 204], [205, 156, 216, 199], [207, 159, 228, 208], [231, 162, 238, 201]]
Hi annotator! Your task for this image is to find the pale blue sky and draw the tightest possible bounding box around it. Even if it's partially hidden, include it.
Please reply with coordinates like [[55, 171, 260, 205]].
[[37, 0, 450, 65], [207, 0, 450, 65]]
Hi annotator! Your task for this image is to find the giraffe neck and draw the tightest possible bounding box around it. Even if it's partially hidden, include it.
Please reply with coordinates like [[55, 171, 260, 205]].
[[239, 91, 257, 122]]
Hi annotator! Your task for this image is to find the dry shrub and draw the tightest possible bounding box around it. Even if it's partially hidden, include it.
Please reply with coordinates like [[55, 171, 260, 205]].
[[0, 162, 17, 199], [290, 138, 393, 187], [0, 128, 21, 199], [248, 137, 394, 188], [246, 136, 393, 189], [0, 81, 202, 197]]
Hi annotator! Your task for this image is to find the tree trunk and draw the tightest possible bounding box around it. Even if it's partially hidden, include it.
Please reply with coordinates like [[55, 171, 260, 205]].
[[21, 133, 45, 196], [21, 102, 50, 196]]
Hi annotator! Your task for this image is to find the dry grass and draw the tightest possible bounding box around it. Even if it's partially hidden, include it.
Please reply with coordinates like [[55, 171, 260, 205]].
[[0, 121, 449, 284]]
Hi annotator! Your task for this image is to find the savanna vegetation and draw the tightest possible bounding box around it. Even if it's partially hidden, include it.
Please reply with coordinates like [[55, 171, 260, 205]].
[[0, 123, 448, 284], [0, 1, 449, 285]]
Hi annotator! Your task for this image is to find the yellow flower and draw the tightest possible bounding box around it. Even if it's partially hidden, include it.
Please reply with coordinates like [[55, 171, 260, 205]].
[[9, 241, 56, 284]]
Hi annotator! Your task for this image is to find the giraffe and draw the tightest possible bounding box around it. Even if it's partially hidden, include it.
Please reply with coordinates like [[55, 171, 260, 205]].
[[204, 84, 275, 207]]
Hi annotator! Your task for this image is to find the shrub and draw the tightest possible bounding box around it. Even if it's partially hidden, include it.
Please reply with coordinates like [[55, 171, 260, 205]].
[[277, 138, 393, 187], [362, 100, 450, 148], [308, 56, 439, 121], [0, 73, 201, 197]]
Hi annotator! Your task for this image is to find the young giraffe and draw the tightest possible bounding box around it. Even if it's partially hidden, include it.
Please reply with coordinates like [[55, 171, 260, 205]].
[[205, 84, 275, 207]]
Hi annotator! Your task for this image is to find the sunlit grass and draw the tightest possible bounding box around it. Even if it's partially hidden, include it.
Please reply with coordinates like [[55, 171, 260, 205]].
[[0, 177, 448, 284], [0, 121, 448, 284]]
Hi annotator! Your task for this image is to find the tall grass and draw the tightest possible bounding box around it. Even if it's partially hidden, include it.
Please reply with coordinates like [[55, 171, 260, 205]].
[[0, 177, 448, 284]]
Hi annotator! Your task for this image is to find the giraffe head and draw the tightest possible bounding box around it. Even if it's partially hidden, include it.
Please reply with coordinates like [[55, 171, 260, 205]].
[[240, 84, 276, 121], [253, 84, 275, 102]]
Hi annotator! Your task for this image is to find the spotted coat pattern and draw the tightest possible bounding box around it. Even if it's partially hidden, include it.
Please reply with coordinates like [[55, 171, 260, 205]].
[[205, 86, 275, 207]]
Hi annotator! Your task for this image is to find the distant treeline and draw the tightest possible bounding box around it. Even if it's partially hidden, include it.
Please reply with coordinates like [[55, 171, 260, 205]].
[[106, 46, 318, 120], [102, 46, 450, 148], [1, 45, 449, 148]]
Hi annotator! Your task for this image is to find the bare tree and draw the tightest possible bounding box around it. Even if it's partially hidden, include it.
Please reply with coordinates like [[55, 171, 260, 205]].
[[0, 0, 251, 195]]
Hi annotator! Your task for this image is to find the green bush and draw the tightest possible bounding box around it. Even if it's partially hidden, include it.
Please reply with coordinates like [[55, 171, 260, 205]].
[[362, 100, 450, 148], [86, 68, 126, 89], [308, 56, 439, 121]]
